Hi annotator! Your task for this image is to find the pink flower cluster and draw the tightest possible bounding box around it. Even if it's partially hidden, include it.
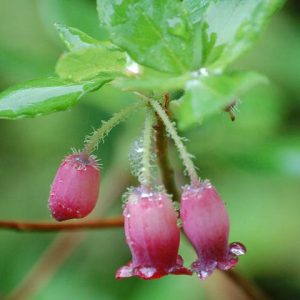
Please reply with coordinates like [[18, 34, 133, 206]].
[[48, 153, 245, 280], [117, 181, 246, 280]]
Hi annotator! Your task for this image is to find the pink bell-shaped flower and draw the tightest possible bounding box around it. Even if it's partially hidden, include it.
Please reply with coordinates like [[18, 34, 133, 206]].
[[181, 180, 246, 279], [116, 186, 192, 280], [48, 152, 100, 221]]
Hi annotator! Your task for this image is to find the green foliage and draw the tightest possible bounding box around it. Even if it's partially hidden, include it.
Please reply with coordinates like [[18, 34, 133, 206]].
[[97, 0, 197, 74], [114, 71, 188, 93], [172, 71, 268, 128], [0, 0, 285, 126], [0, 78, 103, 118], [56, 47, 125, 82], [55, 25, 126, 81], [55, 24, 102, 50], [199, 0, 285, 70]]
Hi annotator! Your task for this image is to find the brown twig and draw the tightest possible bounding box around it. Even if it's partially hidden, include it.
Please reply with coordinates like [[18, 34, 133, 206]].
[[5, 166, 130, 298], [6, 233, 85, 300], [155, 93, 180, 201], [223, 270, 270, 300], [0, 217, 124, 232]]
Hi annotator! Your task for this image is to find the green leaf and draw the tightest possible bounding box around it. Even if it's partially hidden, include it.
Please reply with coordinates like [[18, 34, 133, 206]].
[[56, 45, 126, 82], [199, 0, 286, 70], [0, 78, 104, 119], [55, 23, 101, 50], [55, 24, 126, 82], [97, 0, 196, 74], [113, 69, 189, 92], [172, 71, 268, 128], [183, 0, 210, 24]]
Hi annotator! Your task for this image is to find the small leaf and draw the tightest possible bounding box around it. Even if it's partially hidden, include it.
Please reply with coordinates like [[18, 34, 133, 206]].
[[55, 25, 126, 82], [186, 0, 286, 70], [97, 0, 196, 74], [183, 0, 210, 24], [56, 45, 126, 82], [55, 23, 101, 50], [172, 71, 268, 129], [0, 78, 104, 119], [113, 71, 189, 92]]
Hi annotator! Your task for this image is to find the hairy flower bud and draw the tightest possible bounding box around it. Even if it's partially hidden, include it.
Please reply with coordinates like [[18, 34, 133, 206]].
[[48, 152, 100, 221], [181, 180, 246, 279], [116, 186, 192, 280]]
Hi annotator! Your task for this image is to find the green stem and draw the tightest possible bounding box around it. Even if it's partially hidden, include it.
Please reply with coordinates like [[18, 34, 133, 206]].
[[155, 97, 179, 201], [145, 96, 199, 185], [83, 102, 143, 154], [140, 109, 153, 187]]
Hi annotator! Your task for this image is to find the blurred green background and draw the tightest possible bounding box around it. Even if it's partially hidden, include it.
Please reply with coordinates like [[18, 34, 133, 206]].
[[0, 0, 299, 299]]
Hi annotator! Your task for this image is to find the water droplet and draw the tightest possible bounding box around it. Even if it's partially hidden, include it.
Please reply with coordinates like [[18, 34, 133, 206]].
[[192, 260, 217, 280], [167, 17, 187, 39], [125, 54, 141, 75], [186, 79, 199, 90], [138, 267, 156, 278], [116, 265, 133, 278], [136, 147, 143, 153], [229, 242, 247, 256], [198, 270, 209, 279], [177, 218, 182, 228], [141, 192, 152, 198], [172, 201, 180, 211], [126, 62, 140, 75]]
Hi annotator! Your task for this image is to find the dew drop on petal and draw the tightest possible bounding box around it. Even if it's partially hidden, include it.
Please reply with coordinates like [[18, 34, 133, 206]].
[[229, 242, 247, 256], [138, 267, 156, 278]]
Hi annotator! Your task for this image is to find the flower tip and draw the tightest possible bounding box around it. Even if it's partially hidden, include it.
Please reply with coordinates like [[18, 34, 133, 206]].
[[115, 256, 192, 280], [191, 260, 217, 280]]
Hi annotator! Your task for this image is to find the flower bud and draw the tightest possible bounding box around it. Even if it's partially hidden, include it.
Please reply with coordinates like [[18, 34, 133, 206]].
[[116, 186, 192, 280], [181, 180, 246, 279], [48, 152, 100, 221]]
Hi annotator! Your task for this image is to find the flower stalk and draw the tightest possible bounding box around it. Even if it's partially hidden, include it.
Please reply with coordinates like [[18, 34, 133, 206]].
[[140, 109, 153, 187], [145, 96, 199, 185], [83, 101, 144, 154]]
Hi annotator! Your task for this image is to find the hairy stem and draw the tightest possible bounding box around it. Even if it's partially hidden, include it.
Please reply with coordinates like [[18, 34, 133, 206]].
[[140, 109, 153, 187], [83, 102, 144, 154], [7, 233, 85, 300], [145, 96, 198, 185], [155, 94, 179, 201], [224, 270, 270, 300]]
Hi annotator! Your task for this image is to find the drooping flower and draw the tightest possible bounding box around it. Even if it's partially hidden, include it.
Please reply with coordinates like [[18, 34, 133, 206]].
[[48, 152, 100, 221], [180, 180, 246, 279], [116, 186, 192, 280]]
